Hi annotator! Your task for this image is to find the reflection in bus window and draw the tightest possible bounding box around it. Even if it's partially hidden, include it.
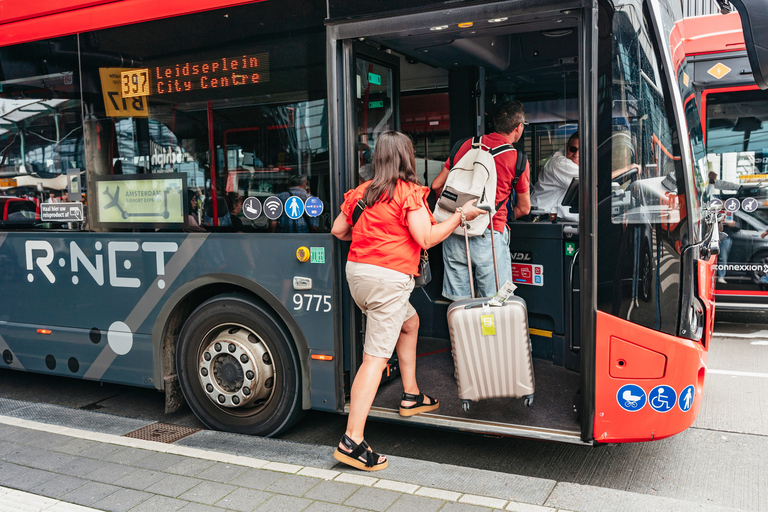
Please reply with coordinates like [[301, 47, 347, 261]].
[[597, 0, 688, 336], [0, 38, 85, 229], [609, 3, 685, 229], [0, 21, 330, 233]]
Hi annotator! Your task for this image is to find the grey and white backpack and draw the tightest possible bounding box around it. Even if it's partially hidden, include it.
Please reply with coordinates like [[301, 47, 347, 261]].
[[433, 136, 517, 236]]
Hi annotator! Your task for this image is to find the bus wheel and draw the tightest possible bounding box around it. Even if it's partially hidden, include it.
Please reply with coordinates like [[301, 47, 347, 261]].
[[176, 295, 303, 437]]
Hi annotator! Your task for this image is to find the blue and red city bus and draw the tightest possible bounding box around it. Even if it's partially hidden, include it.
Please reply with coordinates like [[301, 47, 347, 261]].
[[681, 10, 768, 311], [0, 0, 756, 444]]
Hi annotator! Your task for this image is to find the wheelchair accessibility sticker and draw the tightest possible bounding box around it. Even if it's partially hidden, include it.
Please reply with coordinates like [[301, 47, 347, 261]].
[[678, 385, 694, 412], [648, 385, 677, 413], [617, 384, 646, 412]]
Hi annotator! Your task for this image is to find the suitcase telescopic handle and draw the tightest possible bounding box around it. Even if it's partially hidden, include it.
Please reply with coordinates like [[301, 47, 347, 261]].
[[463, 207, 500, 299]]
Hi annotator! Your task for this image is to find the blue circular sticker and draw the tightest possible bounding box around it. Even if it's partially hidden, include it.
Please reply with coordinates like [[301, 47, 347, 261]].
[[678, 385, 695, 412], [305, 196, 324, 217], [708, 198, 723, 210], [617, 384, 646, 412], [648, 385, 677, 413], [285, 196, 305, 220]]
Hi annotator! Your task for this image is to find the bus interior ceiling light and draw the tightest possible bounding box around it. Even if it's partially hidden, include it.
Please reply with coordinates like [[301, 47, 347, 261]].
[[488, 17, 508, 23], [430, 25, 449, 31], [458, 22, 473, 28]]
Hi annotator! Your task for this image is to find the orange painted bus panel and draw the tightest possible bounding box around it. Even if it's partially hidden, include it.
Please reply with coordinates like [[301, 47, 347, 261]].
[[608, 337, 666, 379], [678, 13, 745, 56], [699, 257, 716, 345], [594, 312, 707, 443]]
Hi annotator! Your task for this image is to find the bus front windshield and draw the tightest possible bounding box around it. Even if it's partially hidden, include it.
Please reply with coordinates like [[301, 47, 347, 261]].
[[706, 90, 768, 182]]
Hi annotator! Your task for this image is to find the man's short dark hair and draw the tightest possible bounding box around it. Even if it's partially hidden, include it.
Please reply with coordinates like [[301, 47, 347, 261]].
[[568, 131, 579, 145], [289, 175, 308, 188], [494, 101, 525, 134]]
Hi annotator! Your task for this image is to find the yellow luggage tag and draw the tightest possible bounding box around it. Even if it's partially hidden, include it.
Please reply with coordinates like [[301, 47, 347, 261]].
[[480, 303, 496, 336]]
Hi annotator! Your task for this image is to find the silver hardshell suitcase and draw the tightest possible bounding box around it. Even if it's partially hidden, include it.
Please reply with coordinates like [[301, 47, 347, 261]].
[[446, 222, 535, 412]]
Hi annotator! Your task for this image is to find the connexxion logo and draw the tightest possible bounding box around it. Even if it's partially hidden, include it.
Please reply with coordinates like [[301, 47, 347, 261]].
[[25, 240, 179, 289]]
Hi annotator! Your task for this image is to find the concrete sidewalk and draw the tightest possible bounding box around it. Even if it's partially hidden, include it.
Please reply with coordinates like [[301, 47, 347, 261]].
[[0, 398, 743, 512]]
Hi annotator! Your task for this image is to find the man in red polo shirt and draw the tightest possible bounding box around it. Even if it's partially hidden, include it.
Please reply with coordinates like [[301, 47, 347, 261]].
[[431, 100, 531, 300]]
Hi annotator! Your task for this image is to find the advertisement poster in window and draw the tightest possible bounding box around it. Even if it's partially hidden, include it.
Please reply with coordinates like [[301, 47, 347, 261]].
[[94, 174, 186, 229]]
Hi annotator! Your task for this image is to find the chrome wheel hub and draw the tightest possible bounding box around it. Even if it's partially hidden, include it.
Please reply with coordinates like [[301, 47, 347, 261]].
[[198, 326, 274, 408]]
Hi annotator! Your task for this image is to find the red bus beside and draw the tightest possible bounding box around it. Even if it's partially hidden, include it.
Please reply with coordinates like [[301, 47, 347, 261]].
[[682, 10, 768, 311]]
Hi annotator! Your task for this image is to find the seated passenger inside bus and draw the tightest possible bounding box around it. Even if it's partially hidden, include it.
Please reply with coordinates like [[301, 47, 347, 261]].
[[530, 131, 579, 215]]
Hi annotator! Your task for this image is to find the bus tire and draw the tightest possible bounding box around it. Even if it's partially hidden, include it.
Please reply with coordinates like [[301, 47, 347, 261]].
[[176, 294, 303, 437]]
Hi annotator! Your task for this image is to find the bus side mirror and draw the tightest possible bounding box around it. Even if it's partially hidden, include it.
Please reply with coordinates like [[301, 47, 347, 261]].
[[729, 0, 768, 90]]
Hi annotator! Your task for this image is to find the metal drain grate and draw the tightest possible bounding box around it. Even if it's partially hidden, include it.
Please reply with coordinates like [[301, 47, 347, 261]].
[[123, 422, 200, 444]]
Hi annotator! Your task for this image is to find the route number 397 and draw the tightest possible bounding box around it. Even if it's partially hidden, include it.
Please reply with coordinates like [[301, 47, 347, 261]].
[[293, 294, 332, 312]]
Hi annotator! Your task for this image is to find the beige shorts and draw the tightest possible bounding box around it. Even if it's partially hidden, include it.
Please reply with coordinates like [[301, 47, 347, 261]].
[[346, 261, 417, 359]]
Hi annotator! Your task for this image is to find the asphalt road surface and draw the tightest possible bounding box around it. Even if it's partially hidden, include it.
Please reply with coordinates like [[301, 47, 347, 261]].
[[1, 310, 766, 511]]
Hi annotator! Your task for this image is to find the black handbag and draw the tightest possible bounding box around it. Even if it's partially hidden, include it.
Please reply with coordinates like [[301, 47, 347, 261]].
[[352, 199, 432, 288], [414, 249, 432, 288]]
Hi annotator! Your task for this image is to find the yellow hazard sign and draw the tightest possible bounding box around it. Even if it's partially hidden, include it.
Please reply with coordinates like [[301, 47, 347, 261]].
[[707, 63, 732, 80]]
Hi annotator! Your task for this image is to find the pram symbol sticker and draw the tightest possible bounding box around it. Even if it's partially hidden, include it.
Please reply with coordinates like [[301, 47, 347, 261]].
[[648, 385, 677, 413], [617, 384, 646, 412], [678, 385, 694, 412]]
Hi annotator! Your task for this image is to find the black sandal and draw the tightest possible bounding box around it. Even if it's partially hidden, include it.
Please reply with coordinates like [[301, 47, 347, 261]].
[[333, 434, 388, 471], [399, 392, 439, 417]]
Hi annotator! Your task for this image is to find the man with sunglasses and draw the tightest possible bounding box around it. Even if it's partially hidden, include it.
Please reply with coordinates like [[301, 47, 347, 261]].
[[530, 131, 580, 214]]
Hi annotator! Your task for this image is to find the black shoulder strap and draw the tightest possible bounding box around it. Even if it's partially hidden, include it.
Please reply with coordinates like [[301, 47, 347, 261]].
[[448, 137, 473, 169], [352, 199, 366, 226], [512, 149, 528, 189], [494, 148, 528, 211]]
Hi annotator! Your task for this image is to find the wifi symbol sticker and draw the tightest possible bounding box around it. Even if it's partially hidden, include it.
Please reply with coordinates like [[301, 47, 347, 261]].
[[264, 196, 283, 220]]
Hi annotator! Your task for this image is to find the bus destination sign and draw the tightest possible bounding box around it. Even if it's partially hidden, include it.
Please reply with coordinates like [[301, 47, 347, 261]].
[[152, 53, 270, 95]]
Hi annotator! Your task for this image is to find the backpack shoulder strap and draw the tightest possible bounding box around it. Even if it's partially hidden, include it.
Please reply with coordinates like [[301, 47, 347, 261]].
[[448, 136, 477, 169], [488, 143, 514, 157], [493, 148, 528, 211], [512, 149, 528, 188]]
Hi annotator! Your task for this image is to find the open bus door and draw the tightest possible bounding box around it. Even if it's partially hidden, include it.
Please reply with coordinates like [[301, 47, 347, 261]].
[[337, 41, 401, 390], [329, 2, 593, 445]]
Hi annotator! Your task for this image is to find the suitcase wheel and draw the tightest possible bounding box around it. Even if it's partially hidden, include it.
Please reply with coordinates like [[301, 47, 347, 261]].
[[461, 400, 471, 413], [524, 395, 534, 408]]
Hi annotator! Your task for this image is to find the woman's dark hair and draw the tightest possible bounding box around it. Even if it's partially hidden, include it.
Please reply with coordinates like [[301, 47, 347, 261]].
[[362, 131, 420, 206]]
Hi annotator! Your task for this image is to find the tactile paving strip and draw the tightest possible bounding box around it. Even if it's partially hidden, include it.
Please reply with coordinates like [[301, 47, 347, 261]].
[[123, 422, 200, 443]]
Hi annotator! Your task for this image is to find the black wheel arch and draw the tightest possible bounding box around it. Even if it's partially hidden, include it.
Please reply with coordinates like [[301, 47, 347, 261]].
[[152, 273, 311, 411]]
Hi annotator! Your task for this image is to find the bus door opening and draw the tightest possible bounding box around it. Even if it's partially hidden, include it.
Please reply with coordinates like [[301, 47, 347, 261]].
[[337, 10, 587, 443]]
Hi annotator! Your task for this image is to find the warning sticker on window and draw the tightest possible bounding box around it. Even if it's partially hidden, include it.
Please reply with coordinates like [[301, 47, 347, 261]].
[[511, 263, 543, 286]]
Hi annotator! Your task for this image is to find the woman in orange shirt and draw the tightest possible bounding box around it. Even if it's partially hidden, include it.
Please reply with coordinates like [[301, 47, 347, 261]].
[[331, 131, 485, 471]]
